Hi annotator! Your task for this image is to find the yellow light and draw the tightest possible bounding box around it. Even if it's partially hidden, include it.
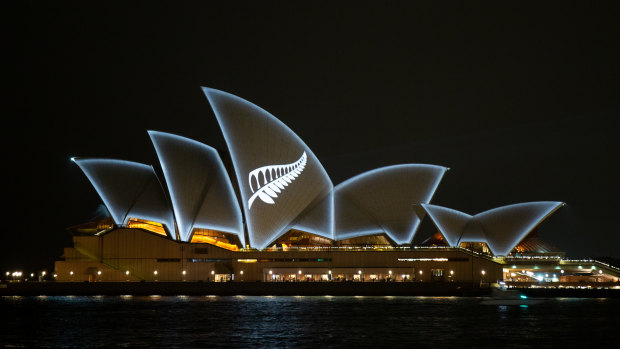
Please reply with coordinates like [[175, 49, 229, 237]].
[[237, 259, 258, 263]]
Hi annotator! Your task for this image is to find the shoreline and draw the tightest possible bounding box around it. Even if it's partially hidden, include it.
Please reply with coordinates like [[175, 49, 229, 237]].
[[2, 282, 619, 298]]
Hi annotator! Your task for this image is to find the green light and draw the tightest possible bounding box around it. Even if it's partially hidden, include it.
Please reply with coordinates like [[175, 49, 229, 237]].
[[520, 295, 528, 299]]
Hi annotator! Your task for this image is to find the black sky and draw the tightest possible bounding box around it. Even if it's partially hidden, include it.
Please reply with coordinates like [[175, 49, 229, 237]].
[[4, 2, 620, 272]]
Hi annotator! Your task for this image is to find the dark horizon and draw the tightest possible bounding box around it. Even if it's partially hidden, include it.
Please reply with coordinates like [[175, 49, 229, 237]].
[[4, 2, 620, 272]]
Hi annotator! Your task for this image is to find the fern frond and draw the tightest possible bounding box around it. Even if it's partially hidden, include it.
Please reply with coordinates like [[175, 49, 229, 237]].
[[247, 152, 307, 209]]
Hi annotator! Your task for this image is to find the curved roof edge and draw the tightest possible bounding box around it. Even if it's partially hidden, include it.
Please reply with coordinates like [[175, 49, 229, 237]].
[[148, 130, 245, 245], [72, 157, 177, 240], [420, 201, 565, 256], [420, 203, 472, 247], [202, 87, 333, 250], [335, 164, 448, 190], [334, 164, 448, 244], [476, 201, 565, 256]]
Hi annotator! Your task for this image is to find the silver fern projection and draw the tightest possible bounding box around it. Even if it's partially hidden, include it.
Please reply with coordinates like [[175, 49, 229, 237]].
[[247, 152, 308, 209]]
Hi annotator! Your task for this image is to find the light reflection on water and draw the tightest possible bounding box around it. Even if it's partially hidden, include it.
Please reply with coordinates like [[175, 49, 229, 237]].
[[1, 295, 619, 347]]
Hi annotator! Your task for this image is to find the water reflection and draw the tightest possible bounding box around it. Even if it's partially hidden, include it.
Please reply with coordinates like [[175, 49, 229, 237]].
[[1, 296, 618, 347]]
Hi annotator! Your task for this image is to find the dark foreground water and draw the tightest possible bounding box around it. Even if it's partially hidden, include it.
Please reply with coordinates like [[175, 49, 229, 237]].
[[1, 296, 619, 348]]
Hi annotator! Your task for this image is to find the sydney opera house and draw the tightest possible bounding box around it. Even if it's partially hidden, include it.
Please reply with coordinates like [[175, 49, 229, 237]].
[[55, 88, 620, 285]]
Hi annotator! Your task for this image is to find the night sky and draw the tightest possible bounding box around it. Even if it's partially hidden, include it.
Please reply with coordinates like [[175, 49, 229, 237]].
[[4, 2, 620, 272]]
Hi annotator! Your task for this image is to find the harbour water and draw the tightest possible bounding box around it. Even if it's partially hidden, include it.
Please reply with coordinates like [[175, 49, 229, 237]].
[[1, 295, 618, 347]]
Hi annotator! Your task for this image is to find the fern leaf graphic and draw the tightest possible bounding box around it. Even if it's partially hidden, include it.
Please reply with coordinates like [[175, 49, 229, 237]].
[[247, 151, 307, 209]]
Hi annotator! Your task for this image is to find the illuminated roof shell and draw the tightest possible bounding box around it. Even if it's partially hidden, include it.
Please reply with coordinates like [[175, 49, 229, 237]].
[[73, 158, 176, 239], [334, 164, 447, 244], [203, 88, 333, 250], [148, 131, 244, 244], [422, 201, 565, 256]]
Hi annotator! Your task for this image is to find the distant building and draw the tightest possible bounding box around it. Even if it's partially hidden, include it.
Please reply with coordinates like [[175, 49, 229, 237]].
[[55, 88, 620, 285]]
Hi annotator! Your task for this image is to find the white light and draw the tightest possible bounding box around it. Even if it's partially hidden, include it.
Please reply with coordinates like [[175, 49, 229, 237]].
[[5, 272, 9, 276], [358, 270, 362, 275], [70, 271, 74, 275], [182, 270, 186, 275], [247, 152, 307, 209], [388, 270, 392, 275], [240, 270, 244, 275], [154, 270, 158, 275], [419, 270, 423, 275], [560, 270, 564, 274], [481, 270, 485, 275], [328, 270, 332, 274], [97, 271, 101, 275], [125, 270, 130, 275], [599, 270, 603, 274], [269, 270, 273, 274], [545, 274, 549, 278], [30, 273, 34, 278], [53, 274, 57, 278], [42, 271, 46, 276], [298, 270, 302, 274], [450, 270, 454, 275], [211, 270, 215, 275]]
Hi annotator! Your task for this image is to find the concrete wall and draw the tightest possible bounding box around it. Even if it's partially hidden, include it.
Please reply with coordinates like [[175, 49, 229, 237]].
[[55, 229, 503, 284]]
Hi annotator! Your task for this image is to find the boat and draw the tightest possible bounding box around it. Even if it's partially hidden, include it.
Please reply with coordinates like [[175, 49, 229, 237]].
[[479, 287, 545, 305]]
